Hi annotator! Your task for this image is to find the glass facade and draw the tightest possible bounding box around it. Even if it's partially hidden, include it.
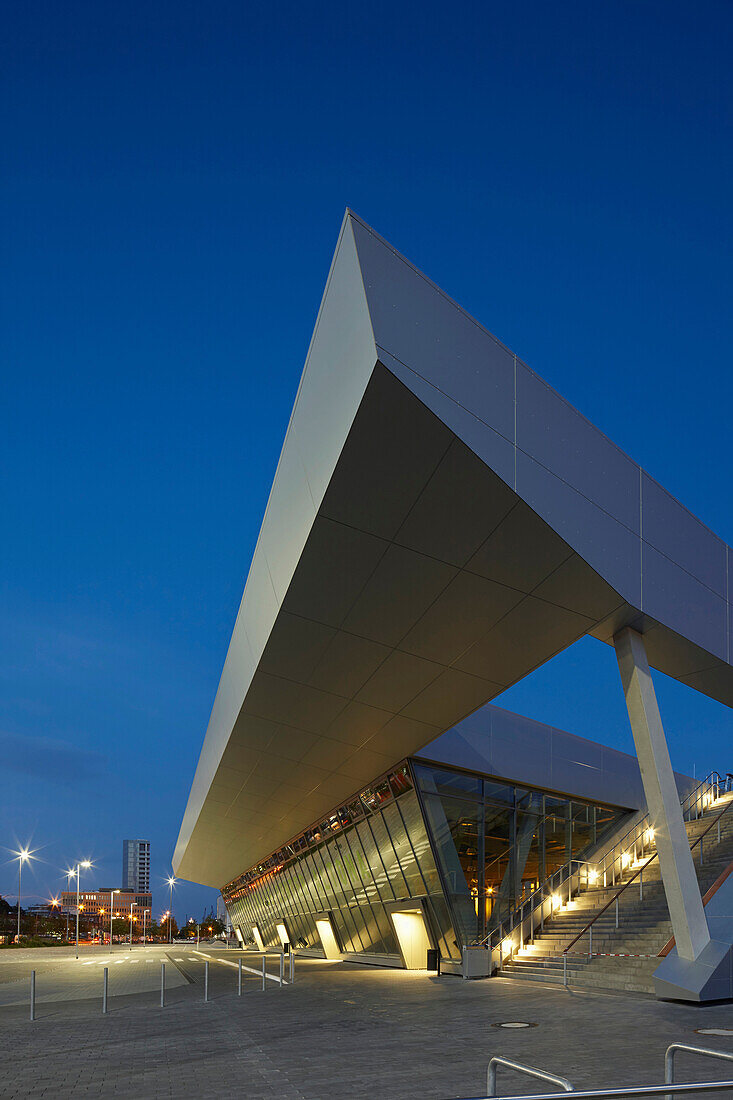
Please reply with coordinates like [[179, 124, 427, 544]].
[[414, 762, 627, 946], [222, 759, 629, 964]]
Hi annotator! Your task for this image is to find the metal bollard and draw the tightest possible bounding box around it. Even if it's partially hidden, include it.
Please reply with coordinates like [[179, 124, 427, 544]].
[[160, 963, 165, 1008], [102, 967, 108, 1015], [30, 970, 36, 1022], [204, 960, 209, 1002], [279, 951, 284, 987], [238, 957, 242, 996], [261, 954, 266, 992], [289, 950, 294, 985]]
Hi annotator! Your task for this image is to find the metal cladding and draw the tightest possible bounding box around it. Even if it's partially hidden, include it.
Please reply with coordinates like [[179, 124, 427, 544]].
[[174, 210, 732, 888]]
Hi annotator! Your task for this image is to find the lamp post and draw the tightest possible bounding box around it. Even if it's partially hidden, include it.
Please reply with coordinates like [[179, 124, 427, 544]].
[[129, 901, 135, 949], [107, 889, 119, 947], [142, 908, 150, 947], [67, 860, 92, 958], [15, 850, 30, 940], [166, 876, 176, 943]]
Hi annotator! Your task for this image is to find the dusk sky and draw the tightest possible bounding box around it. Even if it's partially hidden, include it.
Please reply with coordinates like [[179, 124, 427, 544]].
[[2, 1, 731, 922]]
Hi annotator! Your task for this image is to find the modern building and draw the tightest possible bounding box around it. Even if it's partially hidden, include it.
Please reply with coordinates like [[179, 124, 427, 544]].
[[122, 839, 150, 893], [60, 888, 152, 928], [174, 212, 733, 1001]]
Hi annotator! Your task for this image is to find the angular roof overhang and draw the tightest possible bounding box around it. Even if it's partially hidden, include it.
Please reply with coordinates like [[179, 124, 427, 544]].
[[174, 211, 732, 888]]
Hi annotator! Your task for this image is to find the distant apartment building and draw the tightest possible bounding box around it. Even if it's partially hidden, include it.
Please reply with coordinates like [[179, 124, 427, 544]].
[[122, 839, 150, 893]]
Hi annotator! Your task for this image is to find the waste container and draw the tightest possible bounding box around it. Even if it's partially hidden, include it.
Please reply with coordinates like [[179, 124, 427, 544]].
[[426, 948, 439, 973]]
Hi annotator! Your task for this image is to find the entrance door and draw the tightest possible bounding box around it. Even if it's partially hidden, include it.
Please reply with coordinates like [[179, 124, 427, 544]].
[[391, 908, 431, 970], [315, 916, 341, 959]]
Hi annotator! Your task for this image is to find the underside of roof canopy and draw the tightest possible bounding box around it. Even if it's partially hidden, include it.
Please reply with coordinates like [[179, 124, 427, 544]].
[[174, 211, 732, 888]]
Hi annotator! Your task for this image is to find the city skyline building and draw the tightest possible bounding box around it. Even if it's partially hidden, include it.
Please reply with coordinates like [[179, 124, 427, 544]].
[[175, 212, 733, 1002], [122, 839, 150, 894]]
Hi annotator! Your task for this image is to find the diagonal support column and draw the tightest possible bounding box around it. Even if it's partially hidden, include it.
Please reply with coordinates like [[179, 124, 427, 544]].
[[614, 627, 709, 962]]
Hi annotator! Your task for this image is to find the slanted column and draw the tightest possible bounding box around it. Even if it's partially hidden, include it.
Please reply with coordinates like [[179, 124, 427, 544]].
[[614, 627, 709, 961]]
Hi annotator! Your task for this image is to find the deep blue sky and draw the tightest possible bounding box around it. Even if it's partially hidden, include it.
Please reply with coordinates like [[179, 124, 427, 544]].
[[2, 1, 731, 920]]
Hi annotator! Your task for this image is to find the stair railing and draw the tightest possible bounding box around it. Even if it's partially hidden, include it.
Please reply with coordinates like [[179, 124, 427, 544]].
[[476, 772, 727, 963], [561, 789, 733, 977], [597, 773, 725, 895]]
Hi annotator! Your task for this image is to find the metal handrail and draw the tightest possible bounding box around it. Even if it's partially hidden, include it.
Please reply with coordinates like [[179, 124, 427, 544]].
[[487, 1055, 572, 1095], [478, 773, 727, 956], [665, 1044, 733, 1100], [562, 793, 733, 959], [476, 859, 597, 950], [597, 773, 725, 893], [468, 1084, 733, 1098]]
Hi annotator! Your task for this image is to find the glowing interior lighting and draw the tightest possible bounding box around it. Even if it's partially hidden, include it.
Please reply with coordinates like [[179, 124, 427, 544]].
[[621, 852, 631, 868], [502, 937, 514, 955], [587, 869, 598, 884], [645, 828, 655, 844], [551, 893, 561, 909]]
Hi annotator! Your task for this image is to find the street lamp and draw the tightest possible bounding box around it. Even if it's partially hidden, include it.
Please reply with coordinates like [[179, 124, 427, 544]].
[[107, 889, 119, 947], [67, 860, 92, 958], [14, 849, 31, 940], [166, 876, 176, 943], [129, 902, 135, 949], [142, 908, 150, 947]]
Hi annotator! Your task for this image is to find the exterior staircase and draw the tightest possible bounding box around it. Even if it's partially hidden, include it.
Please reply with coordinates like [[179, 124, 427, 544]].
[[500, 789, 733, 994]]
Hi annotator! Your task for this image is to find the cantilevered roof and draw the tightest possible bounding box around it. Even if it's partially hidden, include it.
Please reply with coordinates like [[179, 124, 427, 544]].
[[174, 210, 732, 888]]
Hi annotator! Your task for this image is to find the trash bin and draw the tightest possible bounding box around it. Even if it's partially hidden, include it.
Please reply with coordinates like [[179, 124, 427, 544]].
[[426, 948, 439, 973]]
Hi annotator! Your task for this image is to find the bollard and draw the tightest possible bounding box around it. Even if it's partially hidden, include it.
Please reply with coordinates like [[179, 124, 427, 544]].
[[30, 970, 36, 1022], [102, 967, 108, 1015], [261, 954, 266, 992], [204, 960, 209, 1002], [160, 963, 165, 1008], [238, 957, 242, 996], [279, 951, 284, 987], [289, 950, 294, 985]]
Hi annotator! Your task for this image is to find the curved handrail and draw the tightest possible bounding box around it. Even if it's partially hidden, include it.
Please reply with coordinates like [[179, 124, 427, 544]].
[[562, 793, 733, 957]]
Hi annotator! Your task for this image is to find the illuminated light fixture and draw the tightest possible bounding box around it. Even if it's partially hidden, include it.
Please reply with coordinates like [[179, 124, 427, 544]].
[[645, 828, 655, 844], [502, 937, 514, 956], [551, 893, 561, 909], [621, 852, 631, 868], [587, 868, 598, 884]]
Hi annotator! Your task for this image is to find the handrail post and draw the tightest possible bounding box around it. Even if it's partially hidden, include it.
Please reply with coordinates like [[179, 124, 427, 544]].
[[563, 951, 567, 987], [640, 867, 643, 901], [615, 897, 619, 929], [261, 954, 266, 991], [30, 970, 36, 1022], [665, 1043, 733, 1100], [102, 967, 108, 1015], [487, 1055, 573, 1096], [589, 926, 592, 959], [238, 957, 242, 996]]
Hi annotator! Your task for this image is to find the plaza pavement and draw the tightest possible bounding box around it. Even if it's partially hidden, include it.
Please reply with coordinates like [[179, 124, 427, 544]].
[[0, 945, 733, 1098]]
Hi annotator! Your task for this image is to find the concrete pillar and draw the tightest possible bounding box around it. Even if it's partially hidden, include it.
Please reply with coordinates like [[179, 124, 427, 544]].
[[614, 627, 709, 961]]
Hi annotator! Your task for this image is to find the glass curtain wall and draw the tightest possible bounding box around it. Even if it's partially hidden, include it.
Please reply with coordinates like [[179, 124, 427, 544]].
[[223, 764, 460, 962], [412, 762, 627, 945]]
